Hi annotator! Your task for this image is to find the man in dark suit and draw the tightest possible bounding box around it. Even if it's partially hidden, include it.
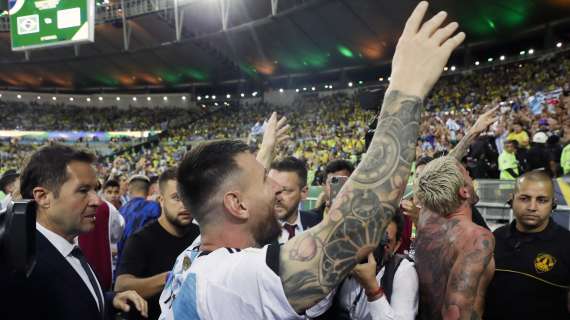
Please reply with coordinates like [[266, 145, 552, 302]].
[[269, 157, 322, 243], [1, 144, 147, 320]]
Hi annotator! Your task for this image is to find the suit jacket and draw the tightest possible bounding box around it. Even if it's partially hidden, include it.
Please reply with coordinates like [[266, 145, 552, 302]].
[[299, 209, 322, 230], [1, 230, 115, 320]]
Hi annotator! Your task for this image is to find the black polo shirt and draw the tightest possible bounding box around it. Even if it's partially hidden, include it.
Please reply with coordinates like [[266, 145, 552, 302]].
[[484, 219, 570, 320]]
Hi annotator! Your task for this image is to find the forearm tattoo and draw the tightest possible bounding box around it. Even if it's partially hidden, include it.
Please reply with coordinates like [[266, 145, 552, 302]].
[[280, 90, 422, 311], [449, 131, 477, 162]]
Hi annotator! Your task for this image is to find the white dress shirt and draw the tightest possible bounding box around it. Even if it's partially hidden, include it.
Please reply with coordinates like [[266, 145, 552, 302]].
[[278, 211, 304, 244], [306, 258, 419, 320], [36, 222, 104, 311]]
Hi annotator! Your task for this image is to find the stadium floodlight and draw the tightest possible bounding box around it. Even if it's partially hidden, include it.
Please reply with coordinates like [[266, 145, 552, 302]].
[[240, 93, 245, 97], [329, 85, 333, 89], [388, 77, 391, 81], [450, 66, 456, 71], [197, 96, 202, 101], [214, 102, 219, 106], [443, 67, 448, 71], [324, 85, 328, 89], [226, 94, 231, 99], [358, 81, 363, 85], [488, 57, 493, 62], [86, 98, 91, 102], [182, 96, 187, 101], [348, 82, 353, 87], [17, 94, 21, 99], [295, 89, 300, 92], [311, 87, 316, 91], [116, 97, 121, 101], [147, 97, 151, 101], [69, 97, 74, 101], [528, 49, 534, 55], [0, 94, 2, 98], [379, 77, 384, 82], [212, 95, 216, 100], [279, 88, 284, 93], [37, 96, 41, 100], [53, 97, 57, 101], [475, 61, 480, 66], [557, 42, 562, 48], [303, 87, 307, 91], [132, 97, 137, 101], [252, 91, 258, 97], [163, 96, 168, 101], [202, 104, 206, 108], [520, 51, 525, 55], [499, 55, 505, 61], [98, 97, 103, 101], [205, 95, 210, 99]]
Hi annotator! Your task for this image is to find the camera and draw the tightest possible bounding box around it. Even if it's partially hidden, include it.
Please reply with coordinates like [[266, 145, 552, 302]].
[[0, 200, 37, 277]]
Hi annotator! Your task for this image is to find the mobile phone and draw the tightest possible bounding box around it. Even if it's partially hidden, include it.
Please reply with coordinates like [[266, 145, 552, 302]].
[[329, 176, 349, 206]]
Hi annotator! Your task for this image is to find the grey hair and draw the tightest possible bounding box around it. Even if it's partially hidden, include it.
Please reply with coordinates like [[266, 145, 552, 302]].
[[413, 156, 465, 217]]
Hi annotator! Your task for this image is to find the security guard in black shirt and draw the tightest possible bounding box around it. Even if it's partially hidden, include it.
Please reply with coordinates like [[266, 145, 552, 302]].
[[484, 171, 570, 320]]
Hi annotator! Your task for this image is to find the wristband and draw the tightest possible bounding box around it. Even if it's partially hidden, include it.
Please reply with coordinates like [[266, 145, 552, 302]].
[[366, 286, 384, 301]]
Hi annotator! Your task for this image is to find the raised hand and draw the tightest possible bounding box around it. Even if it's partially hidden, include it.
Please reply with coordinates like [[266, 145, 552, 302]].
[[280, 2, 466, 312], [389, 1, 465, 99], [256, 112, 290, 168], [471, 106, 500, 135]]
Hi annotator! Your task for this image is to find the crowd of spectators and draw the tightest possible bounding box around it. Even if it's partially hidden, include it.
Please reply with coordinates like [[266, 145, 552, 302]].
[[1, 50, 570, 181], [0, 101, 193, 131]]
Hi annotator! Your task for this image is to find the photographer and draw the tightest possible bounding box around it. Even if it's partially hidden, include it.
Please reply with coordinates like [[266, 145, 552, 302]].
[[310, 213, 419, 320], [2, 144, 147, 320]]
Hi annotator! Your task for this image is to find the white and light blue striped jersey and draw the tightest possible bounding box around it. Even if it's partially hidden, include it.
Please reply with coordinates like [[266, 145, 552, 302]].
[[159, 244, 303, 320]]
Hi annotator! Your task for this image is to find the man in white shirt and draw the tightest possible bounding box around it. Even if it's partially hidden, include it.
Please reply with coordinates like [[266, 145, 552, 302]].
[[308, 213, 419, 320], [269, 157, 321, 244], [3, 144, 147, 320], [159, 3, 466, 319]]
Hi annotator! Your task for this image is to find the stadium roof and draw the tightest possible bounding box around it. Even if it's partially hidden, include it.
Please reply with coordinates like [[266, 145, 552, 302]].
[[0, 0, 569, 92]]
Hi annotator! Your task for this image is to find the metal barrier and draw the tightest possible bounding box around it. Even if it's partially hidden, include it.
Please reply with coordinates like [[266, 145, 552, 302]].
[[304, 178, 570, 230]]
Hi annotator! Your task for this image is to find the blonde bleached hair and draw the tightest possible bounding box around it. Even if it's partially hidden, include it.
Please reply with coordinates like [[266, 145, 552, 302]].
[[413, 156, 465, 217]]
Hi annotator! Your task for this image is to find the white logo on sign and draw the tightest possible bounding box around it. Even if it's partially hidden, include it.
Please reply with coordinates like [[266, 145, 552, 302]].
[[17, 14, 40, 35]]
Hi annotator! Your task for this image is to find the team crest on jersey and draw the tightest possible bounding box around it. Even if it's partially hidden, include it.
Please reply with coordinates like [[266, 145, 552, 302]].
[[534, 253, 556, 273], [182, 256, 192, 271]]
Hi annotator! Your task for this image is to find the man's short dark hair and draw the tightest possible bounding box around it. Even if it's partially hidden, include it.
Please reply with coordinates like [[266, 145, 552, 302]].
[[128, 175, 151, 194], [325, 159, 355, 176], [177, 140, 250, 224], [159, 167, 178, 193], [505, 140, 518, 148], [416, 156, 433, 167], [270, 157, 307, 187], [103, 179, 120, 191], [0, 170, 19, 193], [392, 212, 404, 242], [514, 170, 555, 196], [20, 144, 96, 199]]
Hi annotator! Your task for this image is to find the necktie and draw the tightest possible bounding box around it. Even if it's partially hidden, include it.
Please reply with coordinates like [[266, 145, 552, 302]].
[[283, 223, 297, 240], [71, 247, 105, 319]]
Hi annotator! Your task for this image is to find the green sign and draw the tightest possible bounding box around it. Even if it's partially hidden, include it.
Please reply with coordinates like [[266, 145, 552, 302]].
[[9, 0, 94, 51]]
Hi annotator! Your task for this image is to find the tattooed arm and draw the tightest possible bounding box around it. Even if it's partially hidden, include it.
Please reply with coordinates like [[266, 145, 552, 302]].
[[449, 106, 499, 161], [443, 231, 495, 320], [279, 1, 466, 312]]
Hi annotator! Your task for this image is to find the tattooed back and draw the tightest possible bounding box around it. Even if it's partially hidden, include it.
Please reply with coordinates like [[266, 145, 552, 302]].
[[415, 210, 495, 320]]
